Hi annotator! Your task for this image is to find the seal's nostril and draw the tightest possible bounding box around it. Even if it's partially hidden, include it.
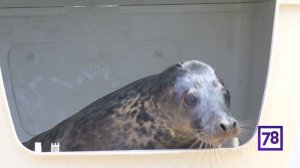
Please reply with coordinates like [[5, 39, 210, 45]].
[[233, 122, 237, 128], [220, 123, 226, 131]]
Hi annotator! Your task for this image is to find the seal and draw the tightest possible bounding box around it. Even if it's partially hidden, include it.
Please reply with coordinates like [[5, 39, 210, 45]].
[[23, 60, 239, 151]]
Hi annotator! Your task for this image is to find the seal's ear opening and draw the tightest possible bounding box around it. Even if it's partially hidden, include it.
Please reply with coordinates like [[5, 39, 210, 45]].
[[176, 62, 183, 68]]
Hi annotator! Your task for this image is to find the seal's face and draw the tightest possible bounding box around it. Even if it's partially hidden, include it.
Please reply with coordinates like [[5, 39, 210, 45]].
[[172, 60, 239, 147]]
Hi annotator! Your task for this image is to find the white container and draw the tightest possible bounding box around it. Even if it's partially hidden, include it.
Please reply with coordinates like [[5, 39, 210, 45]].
[[0, 0, 299, 168]]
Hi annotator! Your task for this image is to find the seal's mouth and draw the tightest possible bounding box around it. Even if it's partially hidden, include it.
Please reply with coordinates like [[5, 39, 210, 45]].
[[190, 134, 238, 149], [202, 133, 237, 147], [190, 124, 240, 149]]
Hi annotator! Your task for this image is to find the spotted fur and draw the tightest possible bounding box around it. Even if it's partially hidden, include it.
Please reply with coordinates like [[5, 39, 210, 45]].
[[23, 60, 238, 151]]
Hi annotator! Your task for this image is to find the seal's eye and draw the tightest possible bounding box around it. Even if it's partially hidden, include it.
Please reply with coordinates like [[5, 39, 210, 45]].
[[184, 94, 198, 107]]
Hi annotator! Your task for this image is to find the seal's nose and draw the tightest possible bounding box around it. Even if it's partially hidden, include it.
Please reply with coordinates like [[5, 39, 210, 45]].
[[219, 119, 238, 134]]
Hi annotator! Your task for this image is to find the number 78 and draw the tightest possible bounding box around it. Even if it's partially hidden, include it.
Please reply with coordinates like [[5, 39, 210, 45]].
[[262, 131, 279, 145]]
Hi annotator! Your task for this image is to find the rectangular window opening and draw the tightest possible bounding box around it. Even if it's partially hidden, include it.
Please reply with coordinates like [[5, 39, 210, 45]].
[[1, 0, 276, 153]]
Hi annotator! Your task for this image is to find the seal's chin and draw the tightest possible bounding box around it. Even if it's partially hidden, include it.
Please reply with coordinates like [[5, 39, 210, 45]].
[[202, 136, 231, 147]]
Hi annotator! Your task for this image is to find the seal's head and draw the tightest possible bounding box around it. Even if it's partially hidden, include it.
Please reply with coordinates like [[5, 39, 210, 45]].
[[156, 60, 239, 147]]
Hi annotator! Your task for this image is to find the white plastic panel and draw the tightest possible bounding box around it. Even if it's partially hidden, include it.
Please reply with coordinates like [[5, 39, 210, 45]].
[[2, 2, 300, 168], [0, 1, 275, 145]]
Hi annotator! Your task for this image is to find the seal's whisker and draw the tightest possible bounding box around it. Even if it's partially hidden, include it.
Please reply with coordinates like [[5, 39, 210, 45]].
[[210, 130, 213, 149], [198, 140, 204, 149], [240, 121, 256, 126], [239, 124, 252, 130], [189, 138, 201, 149], [239, 127, 253, 139], [240, 130, 252, 139], [240, 128, 253, 136], [238, 134, 247, 143], [238, 131, 250, 142], [237, 124, 254, 142], [239, 118, 256, 123], [201, 141, 206, 149], [198, 141, 202, 149], [237, 119, 256, 127]]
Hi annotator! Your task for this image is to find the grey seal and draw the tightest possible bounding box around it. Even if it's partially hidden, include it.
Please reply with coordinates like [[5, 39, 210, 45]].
[[23, 60, 239, 151]]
